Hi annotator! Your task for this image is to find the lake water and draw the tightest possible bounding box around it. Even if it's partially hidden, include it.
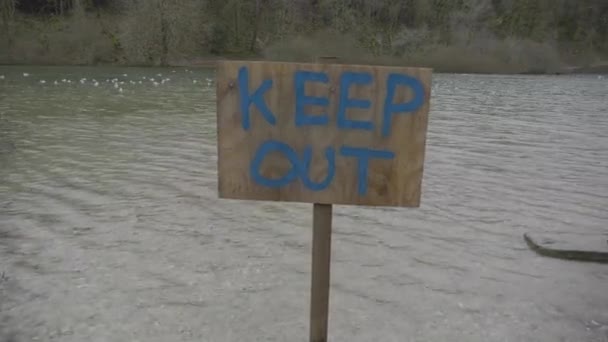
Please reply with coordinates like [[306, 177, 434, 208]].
[[0, 66, 607, 342]]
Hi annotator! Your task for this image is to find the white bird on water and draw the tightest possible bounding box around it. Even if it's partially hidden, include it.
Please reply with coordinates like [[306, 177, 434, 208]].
[[23, 73, 29, 77], [0, 75, 4, 80], [118, 87, 123, 93], [54, 80, 59, 85], [93, 81, 99, 87], [39, 80, 46, 84]]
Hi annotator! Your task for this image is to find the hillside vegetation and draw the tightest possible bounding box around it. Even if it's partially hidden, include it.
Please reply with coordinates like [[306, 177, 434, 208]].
[[1, 0, 607, 73]]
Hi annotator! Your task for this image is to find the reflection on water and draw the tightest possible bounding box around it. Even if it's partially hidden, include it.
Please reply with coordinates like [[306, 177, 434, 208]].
[[1, 66, 607, 342]]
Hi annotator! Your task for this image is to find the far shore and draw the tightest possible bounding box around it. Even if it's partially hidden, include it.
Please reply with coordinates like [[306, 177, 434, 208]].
[[180, 57, 608, 75], [2, 57, 607, 75]]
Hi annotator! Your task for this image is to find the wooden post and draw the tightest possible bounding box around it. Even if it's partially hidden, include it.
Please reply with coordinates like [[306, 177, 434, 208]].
[[310, 203, 332, 342], [310, 55, 337, 342]]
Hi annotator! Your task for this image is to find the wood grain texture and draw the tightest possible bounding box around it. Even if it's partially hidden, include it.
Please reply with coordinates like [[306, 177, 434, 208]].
[[310, 203, 332, 342], [216, 60, 432, 207]]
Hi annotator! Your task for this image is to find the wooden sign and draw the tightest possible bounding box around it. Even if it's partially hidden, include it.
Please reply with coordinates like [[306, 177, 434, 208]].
[[216, 60, 432, 207], [215, 60, 433, 342]]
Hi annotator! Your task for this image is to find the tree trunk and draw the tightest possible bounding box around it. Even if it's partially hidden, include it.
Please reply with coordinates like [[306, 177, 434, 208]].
[[249, 0, 261, 52], [310, 0, 320, 25], [1, 0, 16, 57], [73, 0, 82, 13], [159, 0, 169, 66], [234, 0, 240, 48]]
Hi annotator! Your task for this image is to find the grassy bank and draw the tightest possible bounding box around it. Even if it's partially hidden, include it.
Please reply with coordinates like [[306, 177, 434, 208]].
[[1, 0, 607, 74]]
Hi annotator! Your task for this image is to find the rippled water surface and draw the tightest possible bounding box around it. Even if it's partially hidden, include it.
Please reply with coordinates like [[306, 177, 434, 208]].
[[1, 66, 607, 342]]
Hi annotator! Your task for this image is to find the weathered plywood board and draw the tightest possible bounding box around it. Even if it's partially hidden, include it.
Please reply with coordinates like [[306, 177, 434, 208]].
[[216, 60, 432, 207]]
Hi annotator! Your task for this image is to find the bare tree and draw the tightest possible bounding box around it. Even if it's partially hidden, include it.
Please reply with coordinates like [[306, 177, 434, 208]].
[[0, 0, 17, 53], [249, 0, 262, 52]]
